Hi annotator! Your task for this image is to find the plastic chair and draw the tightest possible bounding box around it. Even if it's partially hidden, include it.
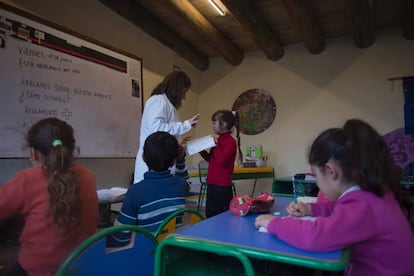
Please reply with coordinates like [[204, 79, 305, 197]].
[[154, 235, 255, 276], [292, 173, 319, 198], [56, 225, 158, 276], [154, 208, 204, 242], [197, 160, 209, 212], [197, 160, 237, 212]]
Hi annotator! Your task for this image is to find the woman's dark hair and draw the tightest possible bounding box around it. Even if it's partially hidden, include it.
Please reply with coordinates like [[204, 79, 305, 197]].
[[26, 117, 80, 235], [151, 71, 191, 109], [308, 118, 410, 214], [143, 131, 179, 172], [212, 110, 243, 165]]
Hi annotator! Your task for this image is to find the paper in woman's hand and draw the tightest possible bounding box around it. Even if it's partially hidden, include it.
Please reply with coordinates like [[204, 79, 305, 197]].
[[186, 135, 215, 155]]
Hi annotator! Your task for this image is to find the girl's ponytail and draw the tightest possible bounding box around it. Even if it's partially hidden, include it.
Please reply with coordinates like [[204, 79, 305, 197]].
[[27, 118, 81, 235]]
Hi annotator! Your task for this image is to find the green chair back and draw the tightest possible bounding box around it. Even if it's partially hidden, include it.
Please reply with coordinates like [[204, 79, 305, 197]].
[[56, 225, 158, 276], [154, 208, 204, 242]]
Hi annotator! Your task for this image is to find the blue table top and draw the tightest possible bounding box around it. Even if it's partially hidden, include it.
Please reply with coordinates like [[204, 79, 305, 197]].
[[175, 196, 345, 265]]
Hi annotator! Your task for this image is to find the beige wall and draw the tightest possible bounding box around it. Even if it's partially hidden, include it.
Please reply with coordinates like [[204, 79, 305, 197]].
[[196, 30, 412, 173], [1, 0, 414, 195], [193, 30, 413, 194]]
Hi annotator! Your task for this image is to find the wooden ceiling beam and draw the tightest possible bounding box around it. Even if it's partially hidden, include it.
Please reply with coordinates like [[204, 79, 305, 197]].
[[98, 0, 209, 71], [347, 0, 376, 48], [402, 0, 414, 39], [167, 0, 243, 66], [221, 0, 284, 61], [282, 0, 325, 54]]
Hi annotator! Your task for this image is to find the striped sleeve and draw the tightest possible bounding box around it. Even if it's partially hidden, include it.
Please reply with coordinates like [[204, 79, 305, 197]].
[[110, 190, 139, 246], [174, 157, 189, 180], [137, 196, 185, 233]]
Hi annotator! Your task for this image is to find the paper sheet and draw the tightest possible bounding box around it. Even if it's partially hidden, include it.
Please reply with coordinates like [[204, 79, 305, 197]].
[[186, 135, 216, 156], [258, 226, 269, 233], [97, 187, 127, 202], [297, 196, 318, 204]]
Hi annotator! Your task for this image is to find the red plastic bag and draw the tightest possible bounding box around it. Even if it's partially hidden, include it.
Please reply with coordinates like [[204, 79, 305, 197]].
[[229, 192, 274, 216]]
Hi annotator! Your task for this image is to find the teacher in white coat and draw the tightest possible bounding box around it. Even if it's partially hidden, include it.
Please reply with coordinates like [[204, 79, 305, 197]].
[[134, 71, 200, 183]]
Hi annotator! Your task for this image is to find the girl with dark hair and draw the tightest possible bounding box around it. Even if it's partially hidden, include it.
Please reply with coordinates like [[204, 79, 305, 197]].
[[200, 110, 243, 218], [255, 118, 414, 275], [0, 118, 98, 276], [134, 71, 200, 183]]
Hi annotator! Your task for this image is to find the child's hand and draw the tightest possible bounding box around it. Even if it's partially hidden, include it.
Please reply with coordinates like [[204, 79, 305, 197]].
[[255, 214, 276, 229], [286, 201, 311, 217], [178, 137, 190, 160], [177, 145, 186, 160]]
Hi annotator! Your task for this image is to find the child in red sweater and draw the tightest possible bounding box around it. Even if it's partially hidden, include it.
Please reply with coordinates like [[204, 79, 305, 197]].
[[200, 110, 243, 218]]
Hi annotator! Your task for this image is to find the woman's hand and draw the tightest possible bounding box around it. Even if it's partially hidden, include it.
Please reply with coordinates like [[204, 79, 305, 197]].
[[255, 214, 275, 229], [181, 136, 191, 144], [286, 201, 311, 217], [188, 114, 200, 127]]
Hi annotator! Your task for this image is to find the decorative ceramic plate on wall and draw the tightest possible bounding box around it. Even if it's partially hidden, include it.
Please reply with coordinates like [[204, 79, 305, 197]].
[[232, 89, 276, 135]]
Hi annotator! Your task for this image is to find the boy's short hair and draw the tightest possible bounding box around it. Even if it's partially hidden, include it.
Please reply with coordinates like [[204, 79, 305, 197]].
[[143, 131, 179, 172]]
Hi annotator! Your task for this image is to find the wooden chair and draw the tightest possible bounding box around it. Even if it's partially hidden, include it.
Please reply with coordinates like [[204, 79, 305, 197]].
[[56, 225, 158, 276], [197, 160, 237, 212], [154, 208, 204, 242]]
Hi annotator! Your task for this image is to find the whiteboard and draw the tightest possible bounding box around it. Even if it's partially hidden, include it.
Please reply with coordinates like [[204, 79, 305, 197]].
[[0, 3, 143, 158]]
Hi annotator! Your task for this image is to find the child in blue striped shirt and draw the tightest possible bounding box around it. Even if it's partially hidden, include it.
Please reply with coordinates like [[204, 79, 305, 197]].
[[111, 131, 188, 246]]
